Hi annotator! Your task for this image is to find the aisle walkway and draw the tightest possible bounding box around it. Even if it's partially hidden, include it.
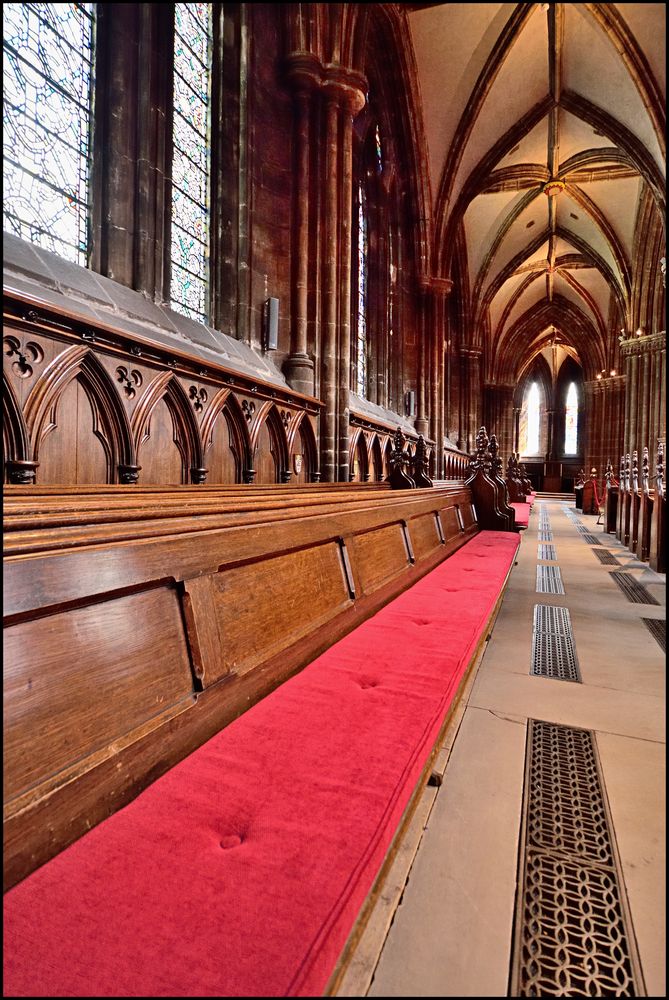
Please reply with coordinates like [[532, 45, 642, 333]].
[[338, 501, 665, 997]]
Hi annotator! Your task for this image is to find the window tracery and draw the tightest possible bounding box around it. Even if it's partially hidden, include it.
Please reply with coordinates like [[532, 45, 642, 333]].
[[3, 2, 96, 265]]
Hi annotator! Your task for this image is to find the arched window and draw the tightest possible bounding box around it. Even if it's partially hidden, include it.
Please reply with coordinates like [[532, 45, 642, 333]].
[[3, 2, 96, 265], [564, 381, 578, 455], [170, 2, 213, 323], [520, 382, 541, 455], [355, 181, 368, 396]]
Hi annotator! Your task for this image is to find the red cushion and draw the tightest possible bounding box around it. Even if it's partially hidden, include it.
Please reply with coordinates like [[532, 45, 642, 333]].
[[510, 501, 531, 527], [4, 531, 519, 998]]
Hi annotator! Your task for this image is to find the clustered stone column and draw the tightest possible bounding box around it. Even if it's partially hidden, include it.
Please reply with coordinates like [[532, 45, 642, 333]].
[[283, 55, 366, 482], [620, 331, 666, 472], [458, 347, 482, 455], [583, 375, 626, 481]]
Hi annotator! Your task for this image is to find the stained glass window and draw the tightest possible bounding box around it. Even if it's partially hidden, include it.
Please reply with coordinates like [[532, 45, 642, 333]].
[[521, 382, 541, 455], [3, 3, 95, 265], [356, 182, 368, 395], [374, 123, 383, 175], [170, 2, 213, 323], [565, 381, 578, 454]]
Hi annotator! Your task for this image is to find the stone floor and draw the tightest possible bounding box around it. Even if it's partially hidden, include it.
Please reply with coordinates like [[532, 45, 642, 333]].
[[336, 500, 665, 998]]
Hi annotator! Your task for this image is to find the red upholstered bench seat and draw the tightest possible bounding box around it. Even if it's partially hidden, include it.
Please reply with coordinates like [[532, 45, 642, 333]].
[[510, 501, 532, 528], [527, 491, 537, 506], [4, 530, 519, 999]]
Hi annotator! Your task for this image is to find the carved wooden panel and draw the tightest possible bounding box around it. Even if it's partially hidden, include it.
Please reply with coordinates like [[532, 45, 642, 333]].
[[137, 397, 186, 484], [408, 513, 442, 561], [37, 376, 111, 484], [348, 523, 409, 595], [439, 505, 462, 538], [206, 408, 241, 483], [208, 542, 350, 679], [3, 587, 194, 804], [255, 420, 278, 483], [459, 502, 477, 530]]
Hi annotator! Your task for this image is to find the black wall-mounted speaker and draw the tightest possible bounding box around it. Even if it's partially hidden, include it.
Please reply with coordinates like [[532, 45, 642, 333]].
[[405, 390, 416, 417], [263, 297, 279, 350]]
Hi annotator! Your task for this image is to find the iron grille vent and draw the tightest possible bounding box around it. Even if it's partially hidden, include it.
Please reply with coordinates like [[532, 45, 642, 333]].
[[581, 533, 601, 545], [510, 720, 645, 997], [531, 605, 579, 681], [537, 544, 557, 561], [536, 565, 565, 595], [538, 529, 553, 541], [593, 549, 620, 565], [641, 618, 665, 651], [610, 571, 660, 605]]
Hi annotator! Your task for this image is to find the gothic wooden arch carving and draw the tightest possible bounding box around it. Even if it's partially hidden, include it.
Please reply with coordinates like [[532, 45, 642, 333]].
[[23, 345, 134, 482], [287, 411, 319, 483], [348, 426, 369, 482], [132, 372, 205, 483], [371, 434, 384, 481], [251, 403, 290, 483], [200, 388, 251, 484], [3, 371, 30, 461]]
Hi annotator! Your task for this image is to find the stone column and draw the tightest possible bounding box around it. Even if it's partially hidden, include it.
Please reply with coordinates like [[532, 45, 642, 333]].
[[283, 55, 320, 397], [459, 347, 482, 454], [320, 90, 340, 482], [415, 285, 429, 437], [336, 79, 366, 483]]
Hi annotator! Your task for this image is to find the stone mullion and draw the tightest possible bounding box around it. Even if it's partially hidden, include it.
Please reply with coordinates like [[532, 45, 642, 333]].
[[416, 288, 429, 436]]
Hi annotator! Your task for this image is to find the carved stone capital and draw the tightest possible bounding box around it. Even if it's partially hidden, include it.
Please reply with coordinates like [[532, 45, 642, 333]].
[[418, 275, 454, 298], [321, 66, 367, 115], [284, 52, 322, 94]]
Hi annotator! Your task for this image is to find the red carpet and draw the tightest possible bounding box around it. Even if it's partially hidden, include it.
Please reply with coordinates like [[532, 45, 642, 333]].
[[4, 531, 519, 998]]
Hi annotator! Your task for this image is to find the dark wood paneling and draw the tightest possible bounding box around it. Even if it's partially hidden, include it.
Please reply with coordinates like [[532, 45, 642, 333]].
[[4, 587, 194, 803], [137, 397, 185, 484], [349, 523, 409, 594], [409, 512, 442, 561]]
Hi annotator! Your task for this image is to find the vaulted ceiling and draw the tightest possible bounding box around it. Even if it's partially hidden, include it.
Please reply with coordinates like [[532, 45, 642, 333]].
[[406, 2, 666, 381]]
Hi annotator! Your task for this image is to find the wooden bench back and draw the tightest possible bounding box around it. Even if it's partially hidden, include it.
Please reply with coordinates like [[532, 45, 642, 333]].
[[4, 483, 478, 889]]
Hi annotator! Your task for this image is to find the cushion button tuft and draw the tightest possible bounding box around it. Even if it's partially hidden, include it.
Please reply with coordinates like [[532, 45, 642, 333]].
[[220, 834, 243, 849]]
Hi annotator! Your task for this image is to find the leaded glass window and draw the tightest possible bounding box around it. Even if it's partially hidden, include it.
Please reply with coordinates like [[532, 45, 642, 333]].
[[3, 2, 95, 265], [356, 182, 368, 395], [374, 123, 383, 175], [170, 2, 213, 323], [564, 381, 578, 454], [521, 382, 541, 455]]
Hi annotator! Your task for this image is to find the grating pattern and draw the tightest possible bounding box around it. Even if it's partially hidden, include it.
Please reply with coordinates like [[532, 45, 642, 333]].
[[536, 565, 565, 595], [510, 720, 644, 997], [592, 549, 620, 565], [538, 529, 553, 541], [581, 533, 601, 545], [610, 571, 660, 605], [538, 544, 557, 561], [532, 605, 580, 681], [640, 618, 665, 651]]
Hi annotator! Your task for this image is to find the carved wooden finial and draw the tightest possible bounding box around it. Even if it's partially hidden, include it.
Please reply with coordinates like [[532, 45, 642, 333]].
[[413, 434, 433, 488], [641, 447, 649, 491], [489, 433, 503, 476], [387, 426, 415, 489], [657, 441, 665, 496]]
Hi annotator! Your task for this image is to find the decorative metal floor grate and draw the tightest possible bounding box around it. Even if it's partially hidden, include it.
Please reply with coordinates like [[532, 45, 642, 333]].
[[538, 530, 553, 541], [510, 720, 645, 996], [537, 544, 557, 561], [581, 532, 601, 545], [592, 549, 620, 565], [640, 618, 665, 651], [536, 565, 565, 595], [531, 605, 580, 681], [610, 571, 660, 605]]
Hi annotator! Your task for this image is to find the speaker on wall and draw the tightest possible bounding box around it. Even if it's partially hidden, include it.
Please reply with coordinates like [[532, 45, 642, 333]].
[[263, 297, 279, 350], [405, 390, 416, 417]]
